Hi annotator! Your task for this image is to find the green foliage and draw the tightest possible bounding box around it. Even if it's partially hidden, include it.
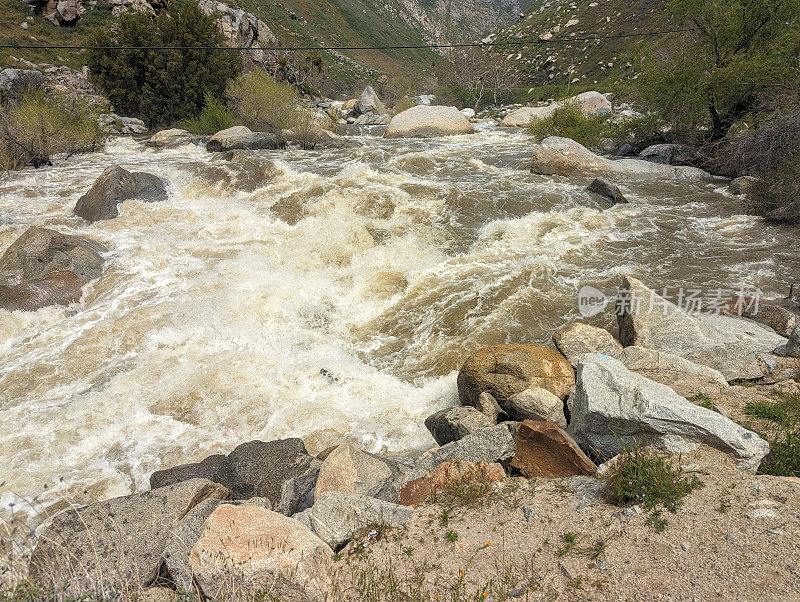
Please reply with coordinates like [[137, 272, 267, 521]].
[[182, 93, 238, 135], [393, 96, 418, 115], [746, 145, 800, 223], [0, 89, 106, 171], [87, 0, 241, 127], [527, 100, 609, 148], [744, 391, 800, 476], [445, 529, 459, 543], [603, 112, 669, 149], [636, 0, 800, 140], [605, 444, 703, 523]]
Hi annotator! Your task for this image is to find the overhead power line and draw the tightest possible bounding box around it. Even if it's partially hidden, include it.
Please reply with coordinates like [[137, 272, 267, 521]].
[[0, 28, 698, 53]]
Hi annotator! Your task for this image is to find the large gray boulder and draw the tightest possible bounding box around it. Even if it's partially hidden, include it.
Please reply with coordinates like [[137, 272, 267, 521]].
[[568, 356, 770, 471], [293, 492, 414, 550], [617, 276, 787, 380], [145, 128, 196, 149], [206, 126, 282, 152], [74, 165, 167, 223], [424, 406, 496, 445], [616, 345, 728, 395], [0, 226, 106, 311], [28, 479, 231, 593], [384, 105, 474, 139], [499, 105, 558, 127], [530, 137, 714, 181], [162, 496, 271, 593], [314, 443, 395, 501], [150, 454, 227, 490], [639, 144, 699, 166], [398, 425, 515, 488], [353, 86, 386, 117]]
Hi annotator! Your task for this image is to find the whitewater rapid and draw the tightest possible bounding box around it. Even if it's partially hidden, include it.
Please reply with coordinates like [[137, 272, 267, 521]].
[[1, 124, 797, 525]]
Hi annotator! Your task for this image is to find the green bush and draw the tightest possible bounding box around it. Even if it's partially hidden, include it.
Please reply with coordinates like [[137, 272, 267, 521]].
[[0, 90, 106, 171], [603, 113, 669, 150], [744, 392, 800, 476], [182, 93, 237, 135], [527, 100, 609, 149], [87, 0, 241, 128]]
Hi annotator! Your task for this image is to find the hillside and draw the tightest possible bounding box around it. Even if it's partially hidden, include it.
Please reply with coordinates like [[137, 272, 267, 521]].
[[493, 0, 671, 97], [1, 0, 530, 92]]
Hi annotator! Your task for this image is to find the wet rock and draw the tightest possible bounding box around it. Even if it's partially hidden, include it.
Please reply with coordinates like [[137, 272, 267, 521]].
[[398, 460, 505, 507], [587, 177, 628, 204], [730, 175, 758, 197], [206, 126, 282, 152], [74, 165, 167, 223], [220, 439, 321, 515], [617, 276, 787, 381], [504, 387, 567, 427], [424, 406, 496, 445], [552, 322, 623, 366], [189, 505, 333, 601], [639, 144, 699, 166], [398, 425, 515, 489], [28, 479, 231, 592], [293, 492, 414, 550], [568, 355, 770, 471], [145, 128, 196, 148], [162, 496, 271, 593], [530, 137, 713, 181], [99, 114, 147, 135], [149, 454, 227, 489], [384, 105, 474, 139], [0, 226, 106, 311], [457, 344, 575, 417], [0, 68, 44, 92], [314, 443, 394, 501], [509, 420, 596, 478], [615, 142, 638, 157]]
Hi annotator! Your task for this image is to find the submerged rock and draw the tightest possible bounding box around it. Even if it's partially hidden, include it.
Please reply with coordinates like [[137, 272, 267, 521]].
[[74, 165, 167, 223], [384, 105, 474, 139], [530, 137, 713, 181], [189, 504, 333, 601], [587, 177, 628, 204], [510, 420, 597, 478], [294, 492, 414, 550], [28, 479, 231, 592], [0, 226, 106, 311], [568, 355, 770, 471]]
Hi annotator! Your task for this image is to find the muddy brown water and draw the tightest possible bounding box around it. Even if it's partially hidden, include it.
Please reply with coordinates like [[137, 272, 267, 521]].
[[0, 124, 797, 524]]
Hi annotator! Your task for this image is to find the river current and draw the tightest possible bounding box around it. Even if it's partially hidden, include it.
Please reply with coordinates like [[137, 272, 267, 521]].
[[1, 124, 798, 524]]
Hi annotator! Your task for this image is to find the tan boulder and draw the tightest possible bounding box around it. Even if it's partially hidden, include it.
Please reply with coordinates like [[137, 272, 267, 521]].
[[189, 504, 333, 601], [314, 443, 392, 500], [505, 387, 567, 427], [384, 105, 474, 139], [398, 460, 505, 507], [509, 420, 596, 478], [553, 322, 623, 366], [457, 344, 575, 414], [499, 105, 559, 127], [342, 98, 358, 112]]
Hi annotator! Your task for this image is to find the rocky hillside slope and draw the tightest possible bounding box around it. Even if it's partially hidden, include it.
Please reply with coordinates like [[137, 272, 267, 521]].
[[1, 0, 529, 87], [493, 0, 669, 93]]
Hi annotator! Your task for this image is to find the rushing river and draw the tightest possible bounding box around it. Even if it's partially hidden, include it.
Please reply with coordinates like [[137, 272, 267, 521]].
[[1, 124, 798, 524]]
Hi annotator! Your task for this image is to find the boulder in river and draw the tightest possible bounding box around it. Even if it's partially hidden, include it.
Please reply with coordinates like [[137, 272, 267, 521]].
[[74, 165, 167, 223], [568, 355, 770, 471], [618, 276, 787, 381], [384, 105, 474, 139], [353, 85, 386, 117], [530, 137, 714, 181], [206, 125, 282, 152], [639, 143, 699, 167], [189, 504, 333, 601], [499, 105, 558, 127], [457, 344, 575, 415], [509, 420, 597, 478], [587, 177, 628, 204], [28, 479, 231, 593], [424, 406, 496, 445], [145, 128, 196, 148], [0, 226, 106, 311]]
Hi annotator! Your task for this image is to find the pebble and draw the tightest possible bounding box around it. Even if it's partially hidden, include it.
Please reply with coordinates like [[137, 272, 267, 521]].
[[749, 499, 780, 509], [681, 463, 700, 472], [745, 508, 778, 520], [768, 528, 784, 535], [521, 505, 537, 522], [623, 505, 642, 517], [680, 542, 691, 551], [725, 533, 735, 542]]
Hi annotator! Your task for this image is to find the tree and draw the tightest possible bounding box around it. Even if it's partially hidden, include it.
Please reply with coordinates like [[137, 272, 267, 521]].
[[637, 0, 800, 141], [87, 0, 242, 127], [444, 47, 519, 109]]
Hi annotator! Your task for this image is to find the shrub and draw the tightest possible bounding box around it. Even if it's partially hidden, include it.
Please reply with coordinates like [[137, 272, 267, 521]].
[[527, 100, 608, 149], [289, 105, 332, 150], [603, 112, 670, 151], [87, 0, 241, 128], [0, 90, 106, 171], [226, 71, 299, 143], [182, 93, 237, 135], [744, 392, 800, 476], [605, 444, 703, 529]]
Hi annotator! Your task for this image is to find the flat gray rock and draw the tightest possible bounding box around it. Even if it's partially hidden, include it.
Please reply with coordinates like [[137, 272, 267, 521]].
[[424, 406, 496, 445]]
